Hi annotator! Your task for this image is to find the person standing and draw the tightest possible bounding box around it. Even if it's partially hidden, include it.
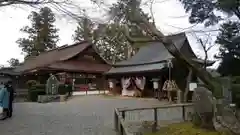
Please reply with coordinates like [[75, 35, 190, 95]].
[[0, 86, 9, 120], [5, 81, 14, 118]]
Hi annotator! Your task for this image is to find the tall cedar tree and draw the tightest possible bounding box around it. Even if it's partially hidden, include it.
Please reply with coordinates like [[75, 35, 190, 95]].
[[17, 7, 59, 58], [179, 0, 240, 76], [72, 18, 128, 62], [73, 17, 94, 42], [72, 0, 152, 62]]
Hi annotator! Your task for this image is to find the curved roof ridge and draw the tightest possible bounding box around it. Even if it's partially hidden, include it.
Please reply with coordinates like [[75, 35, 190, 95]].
[[113, 33, 188, 67], [15, 41, 92, 73]]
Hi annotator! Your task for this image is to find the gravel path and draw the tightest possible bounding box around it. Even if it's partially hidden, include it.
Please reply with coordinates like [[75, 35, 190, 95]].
[[0, 95, 165, 135]]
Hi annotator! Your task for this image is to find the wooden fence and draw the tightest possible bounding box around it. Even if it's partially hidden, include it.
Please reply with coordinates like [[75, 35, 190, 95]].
[[114, 103, 194, 135]]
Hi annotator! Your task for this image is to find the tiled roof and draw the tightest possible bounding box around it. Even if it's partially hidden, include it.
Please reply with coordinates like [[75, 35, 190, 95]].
[[113, 33, 189, 66], [106, 63, 165, 75], [15, 41, 109, 73], [106, 33, 213, 75], [47, 60, 111, 73], [0, 67, 20, 76]]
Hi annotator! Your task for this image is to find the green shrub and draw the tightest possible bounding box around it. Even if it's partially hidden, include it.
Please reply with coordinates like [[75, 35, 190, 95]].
[[58, 84, 67, 95], [35, 84, 46, 90], [191, 112, 202, 127], [58, 84, 73, 95], [232, 76, 240, 84], [28, 84, 46, 101], [231, 84, 240, 107], [26, 80, 38, 89], [28, 89, 46, 102]]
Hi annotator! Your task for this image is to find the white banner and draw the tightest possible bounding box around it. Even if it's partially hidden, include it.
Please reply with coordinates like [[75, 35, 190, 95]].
[[121, 78, 133, 96], [135, 77, 146, 90]]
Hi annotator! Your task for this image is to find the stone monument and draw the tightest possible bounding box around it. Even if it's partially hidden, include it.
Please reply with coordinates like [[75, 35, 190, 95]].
[[192, 86, 214, 129], [46, 74, 59, 95]]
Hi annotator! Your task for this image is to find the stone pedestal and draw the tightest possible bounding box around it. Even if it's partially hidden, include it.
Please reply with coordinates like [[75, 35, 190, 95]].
[[59, 94, 68, 102]]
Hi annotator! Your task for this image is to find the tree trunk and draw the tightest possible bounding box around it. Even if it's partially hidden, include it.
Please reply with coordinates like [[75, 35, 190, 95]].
[[184, 68, 193, 102]]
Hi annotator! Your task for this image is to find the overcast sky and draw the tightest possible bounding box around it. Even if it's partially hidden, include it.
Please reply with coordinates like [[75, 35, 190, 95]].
[[0, 0, 220, 68]]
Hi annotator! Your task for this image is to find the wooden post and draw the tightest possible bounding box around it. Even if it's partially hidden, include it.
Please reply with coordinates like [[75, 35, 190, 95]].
[[153, 108, 158, 132], [120, 124, 124, 135], [114, 110, 119, 131], [182, 105, 185, 121]]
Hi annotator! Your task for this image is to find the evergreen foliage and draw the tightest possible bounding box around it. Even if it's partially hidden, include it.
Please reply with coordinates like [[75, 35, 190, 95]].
[[179, 0, 240, 76], [17, 7, 59, 58]]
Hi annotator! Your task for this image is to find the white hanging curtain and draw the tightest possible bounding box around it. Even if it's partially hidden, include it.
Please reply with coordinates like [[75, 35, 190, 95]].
[[135, 77, 146, 90], [121, 78, 133, 96]]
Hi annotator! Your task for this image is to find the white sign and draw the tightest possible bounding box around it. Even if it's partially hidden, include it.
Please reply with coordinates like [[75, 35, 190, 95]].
[[153, 81, 159, 89], [109, 81, 114, 88], [189, 83, 197, 91]]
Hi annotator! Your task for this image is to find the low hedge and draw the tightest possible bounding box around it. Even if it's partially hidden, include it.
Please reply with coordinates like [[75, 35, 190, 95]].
[[28, 83, 73, 101], [28, 84, 46, 102], [28, 89, 46, 102]]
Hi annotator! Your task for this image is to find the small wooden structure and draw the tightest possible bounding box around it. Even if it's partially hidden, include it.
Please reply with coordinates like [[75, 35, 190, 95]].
[[105, 33, 214, 101], [15, 41, 111, 92]]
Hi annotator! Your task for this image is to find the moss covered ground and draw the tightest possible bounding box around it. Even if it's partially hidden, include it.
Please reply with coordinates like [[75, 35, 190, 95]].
[[144, 122, 231, 135]]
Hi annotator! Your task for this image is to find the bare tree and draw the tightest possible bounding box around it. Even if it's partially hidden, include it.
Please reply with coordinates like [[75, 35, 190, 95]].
[[192, 32, 216, 70], [0, 0, 89, 22], [0, 0, 67, 7]]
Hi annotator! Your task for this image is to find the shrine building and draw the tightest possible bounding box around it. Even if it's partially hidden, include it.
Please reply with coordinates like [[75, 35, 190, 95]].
[[15, 41, 111, 92], [105, 33, 215, 101]]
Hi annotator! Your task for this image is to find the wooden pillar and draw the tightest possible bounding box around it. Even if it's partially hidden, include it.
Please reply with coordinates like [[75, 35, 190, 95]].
[[153, 108, 158, 132]]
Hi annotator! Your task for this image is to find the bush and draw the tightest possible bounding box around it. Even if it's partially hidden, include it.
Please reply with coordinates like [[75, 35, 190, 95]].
[[28, 84, 46, 102], [231, 84, 240, 108], [232, 76, 240, 84], [26, 80, 38, 88], [191, 112, 202, 127], [58, 84, 72, 95], [35, 84, 46, 90], [58, 84, 67, 95], [28, 89, 46, 102]]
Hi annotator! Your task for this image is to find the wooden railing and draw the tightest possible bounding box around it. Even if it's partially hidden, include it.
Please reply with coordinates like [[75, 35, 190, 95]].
[[114, 103, 193, 135]]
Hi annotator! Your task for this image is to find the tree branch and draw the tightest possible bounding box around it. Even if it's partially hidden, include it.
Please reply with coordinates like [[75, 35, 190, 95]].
[[0, 0, 64, 7], [123, 24, 158, 43]]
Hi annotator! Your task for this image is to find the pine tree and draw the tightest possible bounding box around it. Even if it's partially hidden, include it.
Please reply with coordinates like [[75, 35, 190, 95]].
[[216, 21, 240, 76], [17, 7, 59, 58]]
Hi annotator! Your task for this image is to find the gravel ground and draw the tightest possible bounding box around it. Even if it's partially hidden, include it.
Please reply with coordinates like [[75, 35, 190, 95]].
[[0, 95, 166, 135]]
